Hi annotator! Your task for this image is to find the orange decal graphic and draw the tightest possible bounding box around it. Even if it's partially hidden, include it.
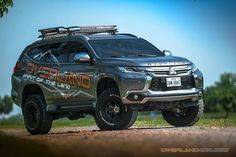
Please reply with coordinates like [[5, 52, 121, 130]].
[[25, 63, 91, 89]]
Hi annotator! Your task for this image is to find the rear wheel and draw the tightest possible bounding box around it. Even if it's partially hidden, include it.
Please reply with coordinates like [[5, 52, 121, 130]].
[[23, 95, 53, 135], [161, 99, 204, 127], [95, 88, 138, 130]]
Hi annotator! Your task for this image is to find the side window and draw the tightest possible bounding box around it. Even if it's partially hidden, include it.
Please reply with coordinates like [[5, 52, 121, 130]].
[[65, 41, 89, 63], [27, 46, 48, 62], [45, 43, 67, 63], [27, 42, 89, 63]]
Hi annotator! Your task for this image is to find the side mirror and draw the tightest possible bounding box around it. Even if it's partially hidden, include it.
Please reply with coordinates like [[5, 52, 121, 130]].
[[74, 53, 91, 63], [163, 50, 172, 56]]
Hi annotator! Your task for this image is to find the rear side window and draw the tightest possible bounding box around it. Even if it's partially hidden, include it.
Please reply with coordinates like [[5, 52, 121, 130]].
[[27, 43, 67, 63], [27, 46, 48, 62]]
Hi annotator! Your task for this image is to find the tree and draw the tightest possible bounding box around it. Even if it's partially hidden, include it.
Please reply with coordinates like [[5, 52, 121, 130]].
[[0, 0, 13, 17], [204, 86, 221, 112], [0, 95, 13, 116], [216, 73, 236, 117], [204, 73, 236, 117]]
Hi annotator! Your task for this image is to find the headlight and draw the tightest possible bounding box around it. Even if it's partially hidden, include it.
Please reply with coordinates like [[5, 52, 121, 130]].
[[190, 64, 198, 72], [117, 67, 145, 73]]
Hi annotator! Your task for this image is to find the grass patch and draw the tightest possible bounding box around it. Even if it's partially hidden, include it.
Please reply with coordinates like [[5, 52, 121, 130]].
[[0, 114, 25, 129], [135, 112, 236, 127], [0, 112, 236, 129]]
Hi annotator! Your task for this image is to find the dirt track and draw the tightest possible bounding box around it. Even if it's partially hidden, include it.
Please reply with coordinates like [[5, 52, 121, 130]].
[[1, 126, 236, 157]]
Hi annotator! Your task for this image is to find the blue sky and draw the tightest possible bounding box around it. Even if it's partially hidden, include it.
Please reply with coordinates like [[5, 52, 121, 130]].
[[0, 0, 236, 98]]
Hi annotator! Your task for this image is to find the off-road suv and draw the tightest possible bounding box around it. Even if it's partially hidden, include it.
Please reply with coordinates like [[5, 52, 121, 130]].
[[12, 25, 204, 135]]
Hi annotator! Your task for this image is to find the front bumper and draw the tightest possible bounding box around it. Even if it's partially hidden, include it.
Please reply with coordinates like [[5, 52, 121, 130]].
[[122, 88, 202, 104], [120, 68, 204, 104]]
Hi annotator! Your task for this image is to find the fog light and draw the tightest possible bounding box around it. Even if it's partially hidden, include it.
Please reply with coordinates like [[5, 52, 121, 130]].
[[134, 94, 139, 100], [127, 93, 144, 101], [199, 91, 203, 98]]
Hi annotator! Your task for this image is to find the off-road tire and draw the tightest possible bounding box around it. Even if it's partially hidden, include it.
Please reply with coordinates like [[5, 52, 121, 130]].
[[23, 95, 53, 135], [161, 99, 204, 127], [126, 111, 138, 128], [95, 88, 138, 130]]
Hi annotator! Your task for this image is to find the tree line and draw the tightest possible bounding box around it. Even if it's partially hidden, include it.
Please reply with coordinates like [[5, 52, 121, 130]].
[[204, 73, 236, 116]]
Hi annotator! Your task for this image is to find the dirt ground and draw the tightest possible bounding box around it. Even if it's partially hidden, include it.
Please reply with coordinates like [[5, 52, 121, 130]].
[[1, 126, 236, 157]]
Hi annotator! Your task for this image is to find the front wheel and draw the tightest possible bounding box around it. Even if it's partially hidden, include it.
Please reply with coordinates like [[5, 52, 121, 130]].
[[95, 88, 138, 130], [161, 99, 204, 127]]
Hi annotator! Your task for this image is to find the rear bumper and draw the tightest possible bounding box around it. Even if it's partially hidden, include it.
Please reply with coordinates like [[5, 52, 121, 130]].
[[122, 88, 202, 104]]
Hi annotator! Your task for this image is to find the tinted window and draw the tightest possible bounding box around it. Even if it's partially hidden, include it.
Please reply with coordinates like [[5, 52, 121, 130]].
[[89, 38, 164, 58], [27, 43, 67, 63], [45, 43, 67, 63], [27, 46, 48, 62], [28, 42, 90, 63], [65, 42, 89, 63]]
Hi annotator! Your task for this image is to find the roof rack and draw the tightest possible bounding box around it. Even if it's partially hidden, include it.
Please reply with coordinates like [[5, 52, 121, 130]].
[[38, 25, 118, 39]]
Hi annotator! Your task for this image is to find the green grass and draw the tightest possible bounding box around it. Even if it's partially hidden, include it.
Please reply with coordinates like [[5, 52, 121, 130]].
[[1, 112, 236, 129], [135, 112, 236, 127], [0, 114, 24, 129], [0, 114, 96, 129]]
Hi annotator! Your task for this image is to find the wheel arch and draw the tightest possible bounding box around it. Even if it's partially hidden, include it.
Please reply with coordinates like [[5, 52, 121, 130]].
[[22, 84, 45, 109], [96, 77, 120, 98]]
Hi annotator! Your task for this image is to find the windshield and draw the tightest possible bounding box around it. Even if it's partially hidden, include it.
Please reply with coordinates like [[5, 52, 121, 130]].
[[89, 38, 164, 58]]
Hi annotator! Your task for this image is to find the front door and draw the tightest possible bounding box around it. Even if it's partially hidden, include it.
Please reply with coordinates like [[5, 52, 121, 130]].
[[49, 41, 96, 106]]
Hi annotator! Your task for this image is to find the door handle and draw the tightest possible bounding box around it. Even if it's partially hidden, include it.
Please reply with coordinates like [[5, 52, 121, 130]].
[[64, 71, 71, 74]]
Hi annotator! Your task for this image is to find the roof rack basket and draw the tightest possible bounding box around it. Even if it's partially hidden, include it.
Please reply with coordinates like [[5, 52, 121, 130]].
[[38, 25, 118, 39]]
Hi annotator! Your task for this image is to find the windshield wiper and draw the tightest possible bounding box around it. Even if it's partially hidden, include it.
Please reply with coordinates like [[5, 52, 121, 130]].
[[127, 54, 157, 57], [110, 55, 119, 58], [110, 55, 126, 58]]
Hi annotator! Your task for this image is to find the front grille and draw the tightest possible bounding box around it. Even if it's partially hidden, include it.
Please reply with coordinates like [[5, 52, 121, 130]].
[[149, 75, 195, 91], [153, 69, 190, 75]]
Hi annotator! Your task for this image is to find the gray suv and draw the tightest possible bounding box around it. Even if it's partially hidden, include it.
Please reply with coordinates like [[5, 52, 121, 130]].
[[11, 25, 204, 135]]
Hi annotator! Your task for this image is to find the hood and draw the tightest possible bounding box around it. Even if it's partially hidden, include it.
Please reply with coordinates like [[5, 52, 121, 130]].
[[96, 56, 193, 67]]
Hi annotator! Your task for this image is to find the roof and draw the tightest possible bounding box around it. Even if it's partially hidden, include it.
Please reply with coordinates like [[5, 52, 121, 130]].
[[85, 34, 137, 40], [30, 33, 137, 48]]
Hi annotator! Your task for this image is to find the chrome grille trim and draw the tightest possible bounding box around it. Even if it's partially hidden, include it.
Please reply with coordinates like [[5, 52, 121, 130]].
[[142, 65, 192, 77]]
